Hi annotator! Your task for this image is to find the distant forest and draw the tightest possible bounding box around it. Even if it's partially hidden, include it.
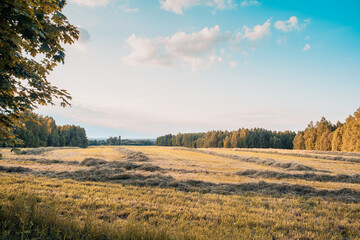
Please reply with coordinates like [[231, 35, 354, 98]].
[[89, 137, 154, 146], [156, 129, 296, 149], [293, 108, 360, 152], [156, 107, 360, 152], [3, 107, 358, 152], [0, 112, 88, 148]]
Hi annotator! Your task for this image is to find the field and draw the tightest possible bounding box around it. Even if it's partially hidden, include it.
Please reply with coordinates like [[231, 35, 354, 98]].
[[0, 146, 360, 239]]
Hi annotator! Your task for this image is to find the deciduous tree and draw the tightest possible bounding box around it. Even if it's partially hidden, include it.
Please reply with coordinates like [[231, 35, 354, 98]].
[[0, 0, 78, 146]]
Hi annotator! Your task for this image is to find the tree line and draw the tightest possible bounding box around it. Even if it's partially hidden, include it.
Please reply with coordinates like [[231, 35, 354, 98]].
[[89, 136, 121, 146], [293, 108, 360, 152], [0, 112, 88, 148], [157, 107, 360, 152], [156, 128, 296, 149], [89, 137, 154, 146]]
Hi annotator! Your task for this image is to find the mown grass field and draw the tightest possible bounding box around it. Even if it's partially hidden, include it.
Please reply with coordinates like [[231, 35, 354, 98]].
[[0, 146, 359, 239]]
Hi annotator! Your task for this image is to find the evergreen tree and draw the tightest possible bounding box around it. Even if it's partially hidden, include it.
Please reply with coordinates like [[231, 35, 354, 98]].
[[4, 112, 88, 148]]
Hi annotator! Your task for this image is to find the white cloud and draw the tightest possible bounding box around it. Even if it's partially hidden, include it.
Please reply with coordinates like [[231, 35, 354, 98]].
[[160, 0, 195, 14], [163, 26, 225, 57], [302, 43, 311, 52], [241, 19, 271, 41], [70, 0, 111, 7], [121, 7, 138, 12], [118, 0, 138, 12], [275, 16, 311, 32], [159, 0, 234, 14], [164, 25, 228, 70], [73, 27, 91, 51], [123, 20, 277, 70], [229, 61, 237, 67], [240, 0, 260, 7], [71, 0, 137, 11], [275, 16, 298, 32], [121, 34, 172, 67], [211, 0, 229, 10], [210, 53, 223, 64], [123, 26, 229, 70]]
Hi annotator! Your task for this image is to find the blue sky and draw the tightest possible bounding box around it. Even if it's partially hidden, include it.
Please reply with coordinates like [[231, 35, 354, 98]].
[[37, 0, 360, 138]]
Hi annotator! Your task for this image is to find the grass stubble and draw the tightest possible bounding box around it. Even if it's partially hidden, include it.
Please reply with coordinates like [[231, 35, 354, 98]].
[[0, 146, 359, 239]]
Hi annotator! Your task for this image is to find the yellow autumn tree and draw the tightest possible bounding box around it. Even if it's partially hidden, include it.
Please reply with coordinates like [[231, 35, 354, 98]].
[[293, 132, 305, 150], [341, 108, 360, 152]]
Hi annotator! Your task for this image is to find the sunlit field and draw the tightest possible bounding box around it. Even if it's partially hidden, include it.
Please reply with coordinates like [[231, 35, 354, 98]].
[[1, 146, 359, 239]]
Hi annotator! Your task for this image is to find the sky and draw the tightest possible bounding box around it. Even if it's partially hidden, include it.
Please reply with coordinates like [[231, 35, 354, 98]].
[[36, 0, 360, 139]]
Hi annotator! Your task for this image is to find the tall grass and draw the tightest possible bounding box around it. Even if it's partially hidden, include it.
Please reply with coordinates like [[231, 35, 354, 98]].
[[1, 146, 360, 239], [0, 193, 171, 240], [1, 173, 360, 239]]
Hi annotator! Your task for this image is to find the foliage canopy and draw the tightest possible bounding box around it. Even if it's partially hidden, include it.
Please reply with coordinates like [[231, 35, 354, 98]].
[[156, 129, 296, 149], [293, 108, 360, 152], [8, 111, 88, 148], [0, 0, 78, 146]]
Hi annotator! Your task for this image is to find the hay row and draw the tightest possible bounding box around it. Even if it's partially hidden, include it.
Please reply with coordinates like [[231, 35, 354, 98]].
[[299, 150, 360, 157], [236, 169, 360, 183], [1, 164, 358, 203], [181, 148, 319, 172], [20, 147, 79, 155], [117, 147, 150, 162], [235, 149, 360, 163]]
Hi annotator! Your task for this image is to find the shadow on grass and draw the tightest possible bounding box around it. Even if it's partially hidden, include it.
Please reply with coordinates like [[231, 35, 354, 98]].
[[179, 148, 323, 172], [236, 169, 360, 184], [235, 149, 360, 163], [36, 170, 360, 203], [1, 160, 358, 203]]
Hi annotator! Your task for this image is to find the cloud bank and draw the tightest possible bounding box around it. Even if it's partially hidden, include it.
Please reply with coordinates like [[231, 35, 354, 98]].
[[123, 19, 274, 70], [122, 16, 312, 69], [240, 0, 261, 7], [122, 25, 229, 70], [71, 0, 110, 7], [70, 0, 138, 12], [159, 0, 235, 14], [70, 0, 262, 12]]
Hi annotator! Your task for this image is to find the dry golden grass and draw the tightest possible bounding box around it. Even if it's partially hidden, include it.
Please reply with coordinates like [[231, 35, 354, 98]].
[[1, 173, 360, 240], [1, 146, 360, 239], [43, 146, 125, 161], [0, 146, 125, 162], [116, 146, 360, 191], [206, 148, 360, 175], [128, 146, 288, 173]]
